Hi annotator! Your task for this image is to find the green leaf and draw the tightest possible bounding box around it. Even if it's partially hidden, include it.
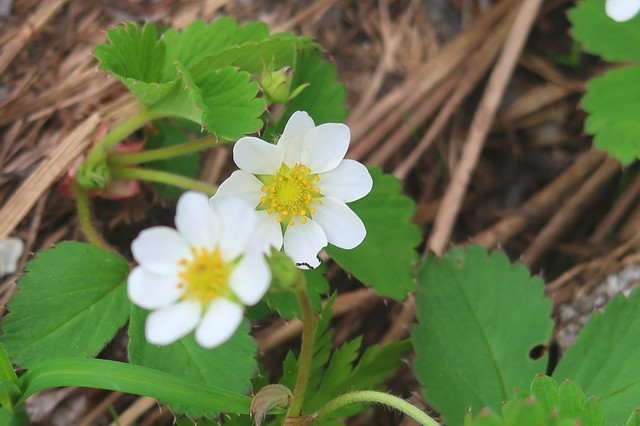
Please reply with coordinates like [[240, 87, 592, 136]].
[[0, 242, 130, 367], [581, 65, 640, 164], [264, 268, 328, 319], [128, 306, 257, 418], [553, 288, 640, 425], [569, 0, 640, 62], [627, 409, 640, 426], [326, 167, 421, 300], [412, 245, 553, 426], [263, 49, 347, 141], [145, 120, 200, 199], [17, 358, 251, 414]]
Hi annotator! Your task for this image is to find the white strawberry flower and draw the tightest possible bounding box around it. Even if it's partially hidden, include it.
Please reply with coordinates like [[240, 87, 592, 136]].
[[0, 237, 24, 277], [128, 191, 270, 348], [606, 0, 640, 21], [211, 111, 373, 268]]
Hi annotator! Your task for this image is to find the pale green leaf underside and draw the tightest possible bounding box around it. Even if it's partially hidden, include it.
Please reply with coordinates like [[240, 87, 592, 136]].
[[570, 0, 640, 62], [412, 245, 553, 426], [326, 167, 421, 300], [128, 306, 257, 418], [0, 242, 130, 368], [553, 288, 640, 425], [582, 65, 640, 164]]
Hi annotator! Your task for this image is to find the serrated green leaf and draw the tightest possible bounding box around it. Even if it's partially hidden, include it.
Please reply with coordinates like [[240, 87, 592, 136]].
[[265, 268, 328, 319], [553, 288, 640, 425], [530, 375, 559, 415], [503, 399, 547, 426], [468, 409, 503, 426], [582, 65, 640, 164], [412, 245, 554, 426], [0, 242, 130, 367], [263, 49, 347, 141], [326, 167, 421, 300], [569, 0, 640, 62], [582, 398, 605, 426], [145, 120, 200, 199], [558, 380, 585, 420], [128, 306, 257, 418], [627, 409, 640, 426]]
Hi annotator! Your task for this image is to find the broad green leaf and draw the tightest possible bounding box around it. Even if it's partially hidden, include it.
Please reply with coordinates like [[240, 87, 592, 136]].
[[128, 306, 257, 418], [569, 0, 640, 62], [145, 120, 200, 199], [95, 21, 265, 140], [17, 358, 250, 414], [326, 167, 421, 300], [263, 49, 347, 141], [0, 242, 130, 367], [412, 245, 553, 426], [264, 268, 328, 319], [553, 288, 640, 425], [582, 65, 640, 164], [627, 410, 640, 426]]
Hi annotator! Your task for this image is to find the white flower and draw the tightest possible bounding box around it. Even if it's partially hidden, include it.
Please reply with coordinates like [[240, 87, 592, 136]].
[[127, 191, 271, 348], [606, 0, 640, 21], [211, 111, 373, 268], [0, 237, 24, 277]]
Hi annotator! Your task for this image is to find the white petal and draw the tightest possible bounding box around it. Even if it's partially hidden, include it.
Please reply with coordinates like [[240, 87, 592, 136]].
[[132, 227, 191, 275], [215, 198, 258, 261], [250, 211, 284, 253], [606, 0, 640, 21], [318, 160, 373, 202], [233, 137, 284, 174], [195, 298, 243, 348], [279, 111, 316, 166], [283, 219, 327, 268], [211, 170, 263, 207], [230, 251, 271, 306], [312, 197, 366, 250], [301, 123, 350, 174], [145, 300, 202, 345], [0, 237, 24, 276], [175, 191, 220, 250], [128, 267, 183, 310]]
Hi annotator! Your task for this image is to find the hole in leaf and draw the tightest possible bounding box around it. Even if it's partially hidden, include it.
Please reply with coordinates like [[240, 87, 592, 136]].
[[529, 344, 546, 360]]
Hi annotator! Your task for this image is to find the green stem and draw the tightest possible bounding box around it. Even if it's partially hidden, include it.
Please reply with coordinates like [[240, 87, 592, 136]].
[[312, 390, 439, 426], [84, 110, 159, 167], [110, 167, 216, 195], [287, 285, 316, 418], [107, 135, 223, 166], [72, 182, 112, 251]]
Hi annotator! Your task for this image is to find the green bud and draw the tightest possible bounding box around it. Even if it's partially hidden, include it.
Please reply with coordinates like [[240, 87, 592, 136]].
[[76, 161, 110, 190], [267, 248, 304, 291], [260, 63, 294, 104]]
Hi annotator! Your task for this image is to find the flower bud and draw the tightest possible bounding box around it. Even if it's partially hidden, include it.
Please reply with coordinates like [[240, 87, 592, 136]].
[[260, 64, 294, 104]]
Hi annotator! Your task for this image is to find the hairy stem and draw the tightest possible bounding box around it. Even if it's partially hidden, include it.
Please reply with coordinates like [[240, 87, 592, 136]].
[[286, 285, 316, 418], [312, 390, 439, 426], [72, 183, 112, 251], [107, 135, 223, 166], [110, 167, 216, 195]]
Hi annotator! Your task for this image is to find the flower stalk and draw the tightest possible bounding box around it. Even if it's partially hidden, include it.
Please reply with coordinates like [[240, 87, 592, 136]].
[[110, 167, 217, 195], [286, 283, 316, 418], [312, 390, 439, 426], [72, 182, 112, 251], [107, 135, 223, 166]]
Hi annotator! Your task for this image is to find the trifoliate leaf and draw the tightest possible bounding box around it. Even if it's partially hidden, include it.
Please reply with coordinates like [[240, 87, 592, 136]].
[[144, 119, 200, 199], [412, 245, 553, 426], [326, 167, 421, 300], [0, 242, 130, 367], [263, 49, 347, 140], [569, 0, 640, 62], [582, 65, 640, 164], [128, 306, 257, 419], [553, 288, 640, 425]]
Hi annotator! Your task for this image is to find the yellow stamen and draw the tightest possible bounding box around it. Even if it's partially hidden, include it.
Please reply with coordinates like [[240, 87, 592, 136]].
[[178, 247, 230, 306]]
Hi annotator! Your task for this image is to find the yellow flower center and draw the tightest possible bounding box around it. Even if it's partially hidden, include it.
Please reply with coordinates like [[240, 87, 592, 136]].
[[260, 163, 322, 226], [178, 247, 230, 306]]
